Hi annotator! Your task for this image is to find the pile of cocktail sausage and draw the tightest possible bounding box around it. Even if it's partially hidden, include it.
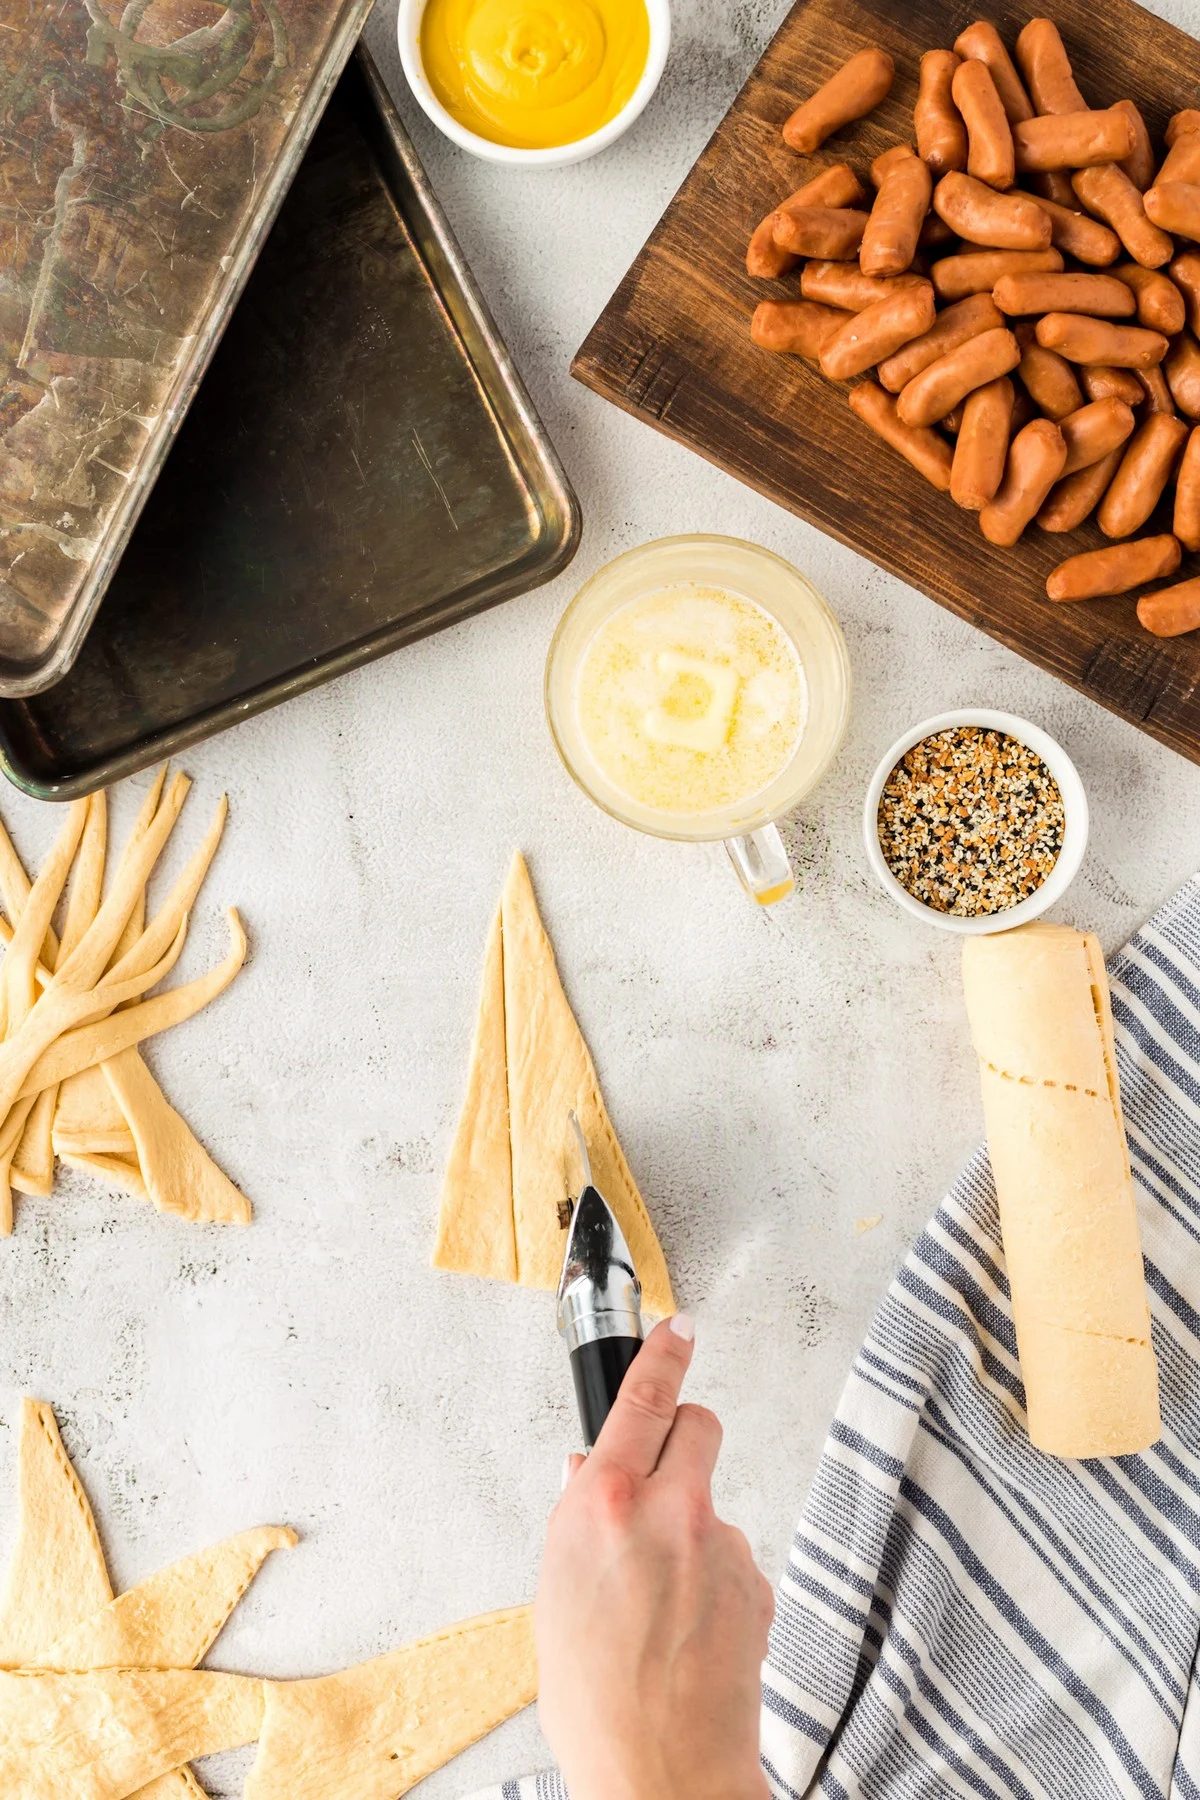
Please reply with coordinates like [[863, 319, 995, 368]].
[[748, 21, 1200, 636]]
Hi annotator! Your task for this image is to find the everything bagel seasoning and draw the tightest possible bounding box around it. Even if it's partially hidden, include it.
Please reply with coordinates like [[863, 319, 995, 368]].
[[878, 726, 1064, 917]]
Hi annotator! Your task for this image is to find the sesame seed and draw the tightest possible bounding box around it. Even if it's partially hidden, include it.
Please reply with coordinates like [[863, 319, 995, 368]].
[[878, 727, 1064, 918]]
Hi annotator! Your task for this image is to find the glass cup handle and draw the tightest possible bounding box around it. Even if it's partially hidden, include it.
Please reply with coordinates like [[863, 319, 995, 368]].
[[725, 825, 794, 906]]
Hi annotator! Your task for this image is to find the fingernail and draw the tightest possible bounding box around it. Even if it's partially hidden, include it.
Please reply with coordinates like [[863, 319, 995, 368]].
[[669, 1311, 696, 1342], [561, 1453, 573, 1492]]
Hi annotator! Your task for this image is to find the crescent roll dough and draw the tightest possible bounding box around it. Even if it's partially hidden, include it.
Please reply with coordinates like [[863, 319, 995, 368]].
[[962, 922, 1160, 1459]]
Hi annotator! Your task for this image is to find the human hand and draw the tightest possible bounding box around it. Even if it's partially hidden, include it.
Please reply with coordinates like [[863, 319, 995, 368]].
[[535, 1316, 773, 1800]]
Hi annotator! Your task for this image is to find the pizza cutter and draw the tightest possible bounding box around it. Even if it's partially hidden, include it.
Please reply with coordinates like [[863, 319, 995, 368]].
[[557, 1110, 645, 1449]]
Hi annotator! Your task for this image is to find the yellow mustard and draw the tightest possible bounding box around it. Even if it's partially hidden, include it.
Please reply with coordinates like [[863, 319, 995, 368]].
[[420, 0, 650, 151]]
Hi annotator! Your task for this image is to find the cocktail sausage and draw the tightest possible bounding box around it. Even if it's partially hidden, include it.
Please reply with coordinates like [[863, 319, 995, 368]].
[[747, 164, 866, 278], [896, 327, 1021, 426], [915, 50, 968, 175], [933, 172, 1051, 248], [980, 417, 1068, 544], [783, 48, 895, 152], [1097, 414, 1189, 537], [820, 285, 938, 381], [847, 380, 954, 489], [950, 376, 1015, 508], [951, 59, 1015, 188], [1035, 313, 1168, 368], [1046, 535, 1181, 599]]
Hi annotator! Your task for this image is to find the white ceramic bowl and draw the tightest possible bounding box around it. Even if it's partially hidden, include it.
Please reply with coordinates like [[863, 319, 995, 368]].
[[862, 708, 1089, 936], [397, 0, 671, 166]]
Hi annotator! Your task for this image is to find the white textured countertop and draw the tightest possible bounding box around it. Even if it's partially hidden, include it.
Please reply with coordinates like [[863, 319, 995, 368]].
[[4, 2, 1200, 1793]]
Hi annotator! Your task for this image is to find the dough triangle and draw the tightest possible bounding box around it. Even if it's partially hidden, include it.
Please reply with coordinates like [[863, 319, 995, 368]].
[[0, 1401, 281, 1800], [432, 905, 515, 1281], [33, 1524, 297, 1672], [502, 855, 673, 1318], [243, 1604, 536, 1800], [0, 1666, 265, 1798], [0, 1400, 112, 1664]]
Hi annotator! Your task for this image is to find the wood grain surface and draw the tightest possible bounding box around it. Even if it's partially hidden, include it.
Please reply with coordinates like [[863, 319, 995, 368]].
[[572, 0, 1200, 763]]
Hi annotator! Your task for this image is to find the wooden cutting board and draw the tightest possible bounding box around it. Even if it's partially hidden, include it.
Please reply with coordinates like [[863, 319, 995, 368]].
[[572, 0, 1200, 764]]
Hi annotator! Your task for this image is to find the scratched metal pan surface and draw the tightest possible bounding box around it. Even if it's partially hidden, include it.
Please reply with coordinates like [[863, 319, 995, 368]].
[[0, 48, 582, 799], [0, 0, 376, 697]]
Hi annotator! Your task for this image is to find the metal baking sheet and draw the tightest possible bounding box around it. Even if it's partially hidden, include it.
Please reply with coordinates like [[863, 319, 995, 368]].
[[0, 0, 376, 696], [0, 48, 581, 798]]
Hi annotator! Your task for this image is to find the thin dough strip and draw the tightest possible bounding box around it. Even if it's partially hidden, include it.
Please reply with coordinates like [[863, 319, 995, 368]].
[[0, 803, 89, 1227], [14, 793, 108, 1197], [0, 918, 191, 1157], [14, 912, 247, 1106], [50, 796, 230, 1206], [58, 1152, 147, 1199], [54, 771, 189, 997], [57, 798, 245, 1222]]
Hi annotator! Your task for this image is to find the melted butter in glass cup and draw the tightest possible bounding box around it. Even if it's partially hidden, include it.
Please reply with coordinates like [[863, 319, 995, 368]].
[[546, 536, 852, 904]]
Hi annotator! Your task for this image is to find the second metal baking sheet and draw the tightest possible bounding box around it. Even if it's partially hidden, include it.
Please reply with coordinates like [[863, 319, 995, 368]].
[[0, 48, 580, 798]]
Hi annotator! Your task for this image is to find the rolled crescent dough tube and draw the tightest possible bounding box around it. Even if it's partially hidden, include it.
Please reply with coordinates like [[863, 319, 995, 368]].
[[896, 326, 1020, 427], [751, 299, 852, 358], [953, 22, 1033, 124], [1036, 312, 1168, 368], [950, 375, 1014, 508], [1138, 574, 1200, 635], [819, 284, 936, 381], [992, 271, 1134, 317], [1012, 109, 1135, 172], [847, 380, 953, 490], [1017, 188, 1120, 264], [1113, 99, 1156, 191], [961, 923, 1160, 1460], [1145, 181, 1200, 242], [1098, 413, 1189, 538], [862, 147, 933, 276], [1110, 263, 1186, 334], [1057, 396, 1135, 475], [1175, 426, 1200, 548], [801, 261, 928, 313], [1072, 165, 1173, 269], [770, 204, 869, 259], [746, 164, 866, 278], [1046, 533, 1181, 599], [934, 170, 1048, 247], [980, 417, 1066, 544], [931, 247, 1062, 301], [1080, 364, 1145, 405], [1014, 19, 1087, 116], [1036, 445, 1124, 530], [877, 291, 1003, 392], [783, 47, 894, 152], [915, 49, 968, 175], [952, 58, 1014, 188]]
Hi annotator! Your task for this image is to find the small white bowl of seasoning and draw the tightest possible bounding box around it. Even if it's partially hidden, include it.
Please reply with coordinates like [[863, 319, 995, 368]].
[[862, 708, 1089, 935], [397, 0, 671, 167]]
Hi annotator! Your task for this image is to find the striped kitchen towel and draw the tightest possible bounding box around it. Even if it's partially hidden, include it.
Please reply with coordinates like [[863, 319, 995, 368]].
[[468, 874, 1200, 1800]]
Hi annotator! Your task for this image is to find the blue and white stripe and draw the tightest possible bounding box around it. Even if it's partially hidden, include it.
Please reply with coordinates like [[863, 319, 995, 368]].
[[469, 876, 1200, 1800]]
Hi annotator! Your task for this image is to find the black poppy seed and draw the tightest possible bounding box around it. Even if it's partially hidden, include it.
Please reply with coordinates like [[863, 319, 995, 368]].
[[877, 727, 1065, 917]]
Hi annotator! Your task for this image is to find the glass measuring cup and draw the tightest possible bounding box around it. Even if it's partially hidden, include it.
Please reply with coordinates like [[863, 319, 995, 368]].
[[545, 535, 851, 904]]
